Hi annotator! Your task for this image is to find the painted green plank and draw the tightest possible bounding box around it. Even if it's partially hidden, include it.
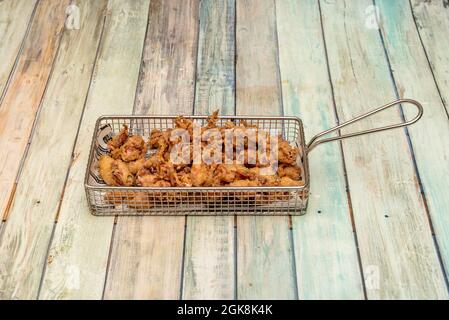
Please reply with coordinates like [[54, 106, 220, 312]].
[[276, 0, 364, 299], [104, 0, 199, 299], [377, 0, 449, 288], [236, 0, 296, 299], [320, 0, 447, 299], [410, 0, 449, 113], [39, 0, 150, 300], [183, 0, 236, 300], [0, 0, 37, 101], [0, 0, 107, 300]]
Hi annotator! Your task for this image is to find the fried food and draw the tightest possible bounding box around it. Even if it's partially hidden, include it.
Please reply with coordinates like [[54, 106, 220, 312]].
[[99, 155, 134, 186], [278, 164, 301, 181], [171, 167, 193, 187], [228, 179, 262, 201], [127, 158, 145, 175], [205, 110, 219, 129], [248, 167, 279, 186], [136, 168, 160, 187], [112, 159, 135, 186], [105, 191, 128, 205], [126, 192, 153, 211], [99, 112, 304, 208], [99, 155, 117, 186], [108, 125, 128, 159], [278, 139, 300, 165], [120, 135, 147, 162], [149, 128, 172, 149], [174, 116, 194, 136], [279, 176, 304, 186], [190, 164, 211, 187]]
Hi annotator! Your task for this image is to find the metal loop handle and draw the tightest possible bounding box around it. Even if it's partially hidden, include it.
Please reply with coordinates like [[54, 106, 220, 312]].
[[306, 99, 423, 153]]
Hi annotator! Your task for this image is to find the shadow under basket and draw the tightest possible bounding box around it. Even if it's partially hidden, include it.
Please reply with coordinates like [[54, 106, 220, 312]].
[[84, 99, 423, 216]]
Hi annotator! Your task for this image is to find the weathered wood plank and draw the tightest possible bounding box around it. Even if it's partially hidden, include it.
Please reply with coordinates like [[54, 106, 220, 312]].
[[0, 0, 107, 300], [39, 0, 150, 300], [132, 0, 199, 115], [0, 0, 37, 101], [410, 0, 449, 113], [193, 0, 235, 117], [0, 0, 68, 221], [236, 0, 296, 299], [320, 0, 447, 299], [377, 0, 449, 288], [276, 0, 364, 299], [182, 0, 236, 300], [103, 0, 199, 300]]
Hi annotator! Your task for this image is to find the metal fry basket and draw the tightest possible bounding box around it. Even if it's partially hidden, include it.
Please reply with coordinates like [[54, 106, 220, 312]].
[[84, 99, 423, 216]]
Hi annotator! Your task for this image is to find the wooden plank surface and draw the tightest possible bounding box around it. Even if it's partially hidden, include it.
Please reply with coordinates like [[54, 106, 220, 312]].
[[236, 0, 296, 299], [0, 0, 446, 300], [276, 0, 364, 299], [0, 0, 37, 102], [320, 0, 447, 299], [377, 0, 449, 286], [0, 0, 107, 300], [193, 0, 235, 116], [410, 0, 449, 113], [103, 0, 199, 300], [0, 0, 68, 221], [182, 0, 236, 300], [39, 0, 150, 299]]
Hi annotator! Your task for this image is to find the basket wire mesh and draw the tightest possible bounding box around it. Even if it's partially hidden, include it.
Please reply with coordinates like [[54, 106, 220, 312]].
[[85, 115, 310, 216]]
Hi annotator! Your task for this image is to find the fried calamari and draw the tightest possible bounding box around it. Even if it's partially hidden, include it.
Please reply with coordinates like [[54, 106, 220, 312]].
[[99, 112, 304, 209]]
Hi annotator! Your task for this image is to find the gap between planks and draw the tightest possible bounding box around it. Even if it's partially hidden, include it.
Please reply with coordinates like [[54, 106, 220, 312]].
[[320, 0, 447, 299], [181, 0, 237, 300], [53, 13, 109, 223], [1, 0, 67, 222], [235, 0, 296, 299], [38, 0, 150, 300], [103, 0, 198, 300], [408, 0, 449, 118], [272, 0, 299, 300], [276, 0, 365, 299], [0, 0, 39, 107], [0, 0, 109, 300], [374, 0, 445, 276], [373, 0, 449, 288], [317, 0, 368, 298]]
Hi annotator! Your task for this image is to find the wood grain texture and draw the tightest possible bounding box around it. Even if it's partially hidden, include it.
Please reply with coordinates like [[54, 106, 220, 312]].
[[0, 0, 107, 300], [103, 0, 199, 300], [0, 0, 37, 101], [320, 0, 447, 299], [410, 0, 449, 114], [276, 0, 364, 299], [0, 0, 68, 221], [236, 0, 296, 299], [39, 0, 150, 300], [182, 0, 236, 300], [377, 0, 449, 287], [194, 0, 235, 116], [133, 0, 199, 116]]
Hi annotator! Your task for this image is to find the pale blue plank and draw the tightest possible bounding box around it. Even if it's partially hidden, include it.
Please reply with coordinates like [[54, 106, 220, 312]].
[[276, 0, 364, 299], [377, 0, 449, 289]]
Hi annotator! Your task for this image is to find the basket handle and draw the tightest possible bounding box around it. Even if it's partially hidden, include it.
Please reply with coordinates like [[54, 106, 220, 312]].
[[306, 99, 423, 153]]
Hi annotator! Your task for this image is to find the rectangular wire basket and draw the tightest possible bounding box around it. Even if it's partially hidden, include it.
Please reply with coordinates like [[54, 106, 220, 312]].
[[84, 115, 310, 216]]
